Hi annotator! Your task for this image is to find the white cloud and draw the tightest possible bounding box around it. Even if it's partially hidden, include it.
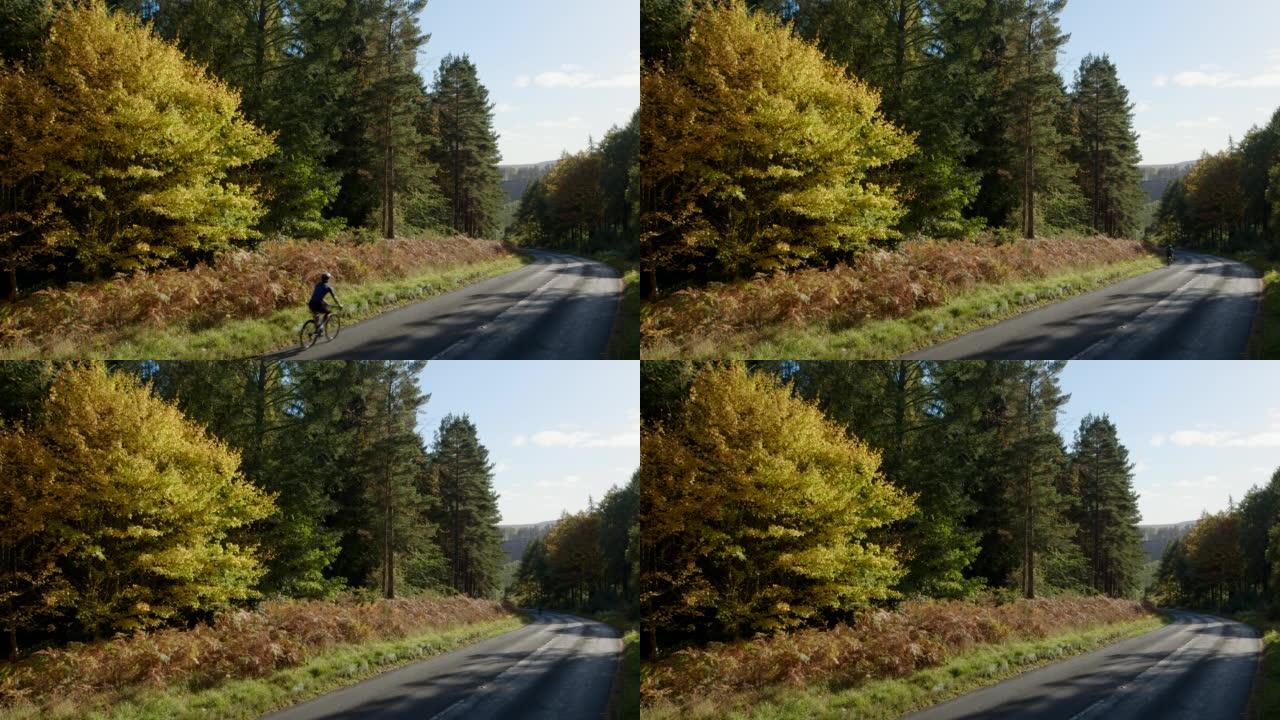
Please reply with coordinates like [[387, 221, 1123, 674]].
[[513, 434, 528, 447], [1167, 429, 1280, 448], [1174, 71, 1236, 87], [536, 116, 585, 129], [1175, 116, 1222, 128], [494, 462, 509, 474], [1164, 60, 1280, 88], [1154, 74, 1169, 87], [514, 74, 531, 88], [531, 69, 640, 89], [1134, 102, 1152, 114], [536, 475, 581, 488], [1134, 461, 1149, 474], [1150, 434, 1166, 447], [535, 70, 594, 88], [584, 73, 640, 88], [527, 429, 639, 448], [495, 103, 514, 114]]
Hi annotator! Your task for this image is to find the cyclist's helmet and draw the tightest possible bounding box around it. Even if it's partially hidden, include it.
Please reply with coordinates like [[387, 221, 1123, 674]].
[[320, 272, 332, 281]]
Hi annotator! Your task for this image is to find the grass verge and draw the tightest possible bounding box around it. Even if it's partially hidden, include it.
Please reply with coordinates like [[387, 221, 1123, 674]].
[[1227, 254, 1280, 359], [644, 257, 1161, 359], [5, 255, 526, 359], [0, 615, 525, 720], [1229, 611, 1280, 719], [643, 614, 1165, 720]]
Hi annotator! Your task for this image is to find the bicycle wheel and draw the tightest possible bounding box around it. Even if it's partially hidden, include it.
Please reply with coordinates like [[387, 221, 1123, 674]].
[[325, 314, 341, 341], [299, 320, 319, 349]]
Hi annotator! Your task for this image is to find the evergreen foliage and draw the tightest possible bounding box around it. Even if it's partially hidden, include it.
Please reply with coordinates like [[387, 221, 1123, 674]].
[[427, 414, 504, 598], [1067, 55, 1146, 237], [1067, 414, 1145, 597], [426, 54, 504, 238]]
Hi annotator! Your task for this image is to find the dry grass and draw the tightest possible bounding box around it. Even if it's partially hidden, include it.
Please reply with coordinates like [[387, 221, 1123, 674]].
[[0, 594, 510, 711], [642, 595, 1150, 710], [0, 233, 511, 351], [642, 235, 1153, 353]]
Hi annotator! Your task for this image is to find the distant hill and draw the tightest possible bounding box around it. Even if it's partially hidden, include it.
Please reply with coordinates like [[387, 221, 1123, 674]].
[[1138, 520, 1197, 562], [1139, 161, 1197, 203], [498, 161, 558, 204], [498, 520, 557, 563]]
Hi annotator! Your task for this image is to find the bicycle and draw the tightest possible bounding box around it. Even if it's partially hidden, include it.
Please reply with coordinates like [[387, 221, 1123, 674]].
[[299, 308, 342, 349]]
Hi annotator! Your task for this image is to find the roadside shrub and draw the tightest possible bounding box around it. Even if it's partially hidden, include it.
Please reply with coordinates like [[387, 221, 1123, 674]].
[[0, 233, 510, 348], [0, 594, 509, 709], [641, 234, 1151, 353], [641, 595, 1149, 709]]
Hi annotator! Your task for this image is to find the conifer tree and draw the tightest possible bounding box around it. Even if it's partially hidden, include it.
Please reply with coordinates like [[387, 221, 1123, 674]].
[[365, 0, 433, 239], [1002, 361, 1076, 597], [425, 54, 504, 237], [427, 414, 504, 597], [1068, 55, 1145, 237], [1067, 414, 1144, 596], [1002, 0, 1072, 239]]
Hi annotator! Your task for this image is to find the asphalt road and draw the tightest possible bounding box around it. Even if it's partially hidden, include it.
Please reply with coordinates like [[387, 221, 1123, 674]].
[[285, 249, 621, 360], [262, 611, 622, 720], [902, 610, 1260, 720], [905, 250, 1261, 359]]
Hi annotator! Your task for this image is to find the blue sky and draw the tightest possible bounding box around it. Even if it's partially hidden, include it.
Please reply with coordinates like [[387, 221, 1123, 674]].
[[1059, 0, 1280, 165], [417, 0, 639, 165], [416, 361, 638, 525], [1059, 361, 1280, 525]]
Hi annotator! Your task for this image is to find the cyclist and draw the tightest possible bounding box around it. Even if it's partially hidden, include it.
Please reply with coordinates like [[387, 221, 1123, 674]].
[[308, 272, 342, 328], [1166, 245, 1175, 263]]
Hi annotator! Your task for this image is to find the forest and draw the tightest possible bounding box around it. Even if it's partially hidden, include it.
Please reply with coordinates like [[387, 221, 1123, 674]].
[[509, 473, 639, 616], [640, 0, 1149, 296], [0, 0, 636, 307], [508, 111, 640, 260], [1151, 469, 1280, 613], [640, 360, 1148, 656], [1150, 107, 1280, 255], [0, 360, 513, 659]]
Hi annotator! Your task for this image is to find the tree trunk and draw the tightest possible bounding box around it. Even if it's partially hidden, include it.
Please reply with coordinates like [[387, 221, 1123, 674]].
[[382, 8, 396, 240]]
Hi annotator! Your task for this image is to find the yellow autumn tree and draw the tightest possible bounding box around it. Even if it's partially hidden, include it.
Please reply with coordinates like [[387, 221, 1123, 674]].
[[544, 510, 605, 608], [0, 1, 273, 282], [0, 364, 274, 641], [640, 363, 914, 649], [640, 0, 914, 284]]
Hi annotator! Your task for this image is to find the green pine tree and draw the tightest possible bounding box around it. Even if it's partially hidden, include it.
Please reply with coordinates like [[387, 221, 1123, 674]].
[[425, 54, 504, 237]]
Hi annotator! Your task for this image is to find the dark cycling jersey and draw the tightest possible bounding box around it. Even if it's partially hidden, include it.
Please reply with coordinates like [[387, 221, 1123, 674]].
[[310, 281, 333, 307]]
